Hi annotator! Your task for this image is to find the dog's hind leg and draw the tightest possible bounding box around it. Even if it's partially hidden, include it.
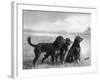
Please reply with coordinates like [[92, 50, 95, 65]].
[[32, 48, 41, 67]]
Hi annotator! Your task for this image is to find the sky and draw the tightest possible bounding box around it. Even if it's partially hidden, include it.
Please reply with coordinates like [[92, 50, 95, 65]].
[[23, 10, 91, 33]]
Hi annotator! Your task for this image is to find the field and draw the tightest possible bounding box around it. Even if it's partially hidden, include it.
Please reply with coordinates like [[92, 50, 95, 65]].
[[23, 31, 91, 69]]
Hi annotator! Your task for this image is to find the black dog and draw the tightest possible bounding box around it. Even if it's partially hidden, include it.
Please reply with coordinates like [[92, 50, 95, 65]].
[[42, 38, 72, 65], [65, 36, 83, 63], [60, 38, 72, 64], [27, 36, 65, 67]]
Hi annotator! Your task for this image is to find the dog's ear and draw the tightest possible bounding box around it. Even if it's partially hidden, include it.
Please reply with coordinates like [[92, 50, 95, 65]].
[[53, 36, 64, 47], [65, 38, 73, 45]]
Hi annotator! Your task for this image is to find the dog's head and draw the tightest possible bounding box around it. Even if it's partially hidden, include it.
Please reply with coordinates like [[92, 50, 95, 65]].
[[53, 36, 65, 48], [65, 38, 73, 46], [75, 36, 83, 43]]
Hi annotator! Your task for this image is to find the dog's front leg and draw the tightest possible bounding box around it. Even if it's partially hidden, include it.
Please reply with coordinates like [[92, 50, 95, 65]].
[[51, 55, 55, 65], [55, 54, 58, 65]]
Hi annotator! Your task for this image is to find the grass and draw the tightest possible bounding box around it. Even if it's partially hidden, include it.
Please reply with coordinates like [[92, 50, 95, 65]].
[[23, 56, 91, 69]]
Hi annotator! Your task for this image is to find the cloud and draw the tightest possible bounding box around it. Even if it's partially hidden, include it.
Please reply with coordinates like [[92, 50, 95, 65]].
[[64, 15, 91, 32], [24, 14, 91, 33]]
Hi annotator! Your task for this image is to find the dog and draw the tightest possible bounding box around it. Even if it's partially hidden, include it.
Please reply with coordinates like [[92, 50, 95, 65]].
[[42, 38, 72, 65], [59, 38, 72, 64], [65, 36, 83, 63], [27, 36, 65, 67]]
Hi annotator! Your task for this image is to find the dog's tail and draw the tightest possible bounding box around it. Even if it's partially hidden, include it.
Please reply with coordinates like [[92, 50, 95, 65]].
[[27, 37, 36, 47]]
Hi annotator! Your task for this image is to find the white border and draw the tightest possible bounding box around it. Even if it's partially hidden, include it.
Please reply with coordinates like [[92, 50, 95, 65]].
[[11, 2, 97, 78]]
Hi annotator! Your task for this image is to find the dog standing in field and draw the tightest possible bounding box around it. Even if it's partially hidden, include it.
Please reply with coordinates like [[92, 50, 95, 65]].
[[60, 38, 72, 64], [27, 36, 65, 67], [65, 36, 83, 63]]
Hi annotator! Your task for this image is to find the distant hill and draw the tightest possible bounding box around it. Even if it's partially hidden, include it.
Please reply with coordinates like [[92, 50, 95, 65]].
[[24, 27, 91, 35]]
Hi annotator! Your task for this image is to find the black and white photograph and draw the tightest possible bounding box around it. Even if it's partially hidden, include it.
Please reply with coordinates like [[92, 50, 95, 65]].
[[23, 10, 91, 69]]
